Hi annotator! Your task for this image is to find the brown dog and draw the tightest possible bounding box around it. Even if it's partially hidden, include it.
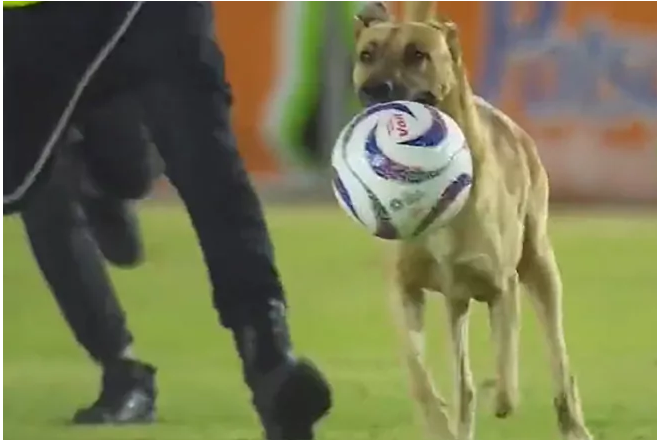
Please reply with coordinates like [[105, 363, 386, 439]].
[[352, 3, 593, 440]]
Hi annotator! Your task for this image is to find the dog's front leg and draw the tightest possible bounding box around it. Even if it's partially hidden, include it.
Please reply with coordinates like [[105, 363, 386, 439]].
[[446, 299, 475, 440], [487, 274, 520, 418], [390, 284, 456, 440]]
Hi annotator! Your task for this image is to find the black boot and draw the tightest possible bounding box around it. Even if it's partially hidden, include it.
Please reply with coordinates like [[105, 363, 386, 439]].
[[233, 301, 332, 440], [73, 359, 157, 425]]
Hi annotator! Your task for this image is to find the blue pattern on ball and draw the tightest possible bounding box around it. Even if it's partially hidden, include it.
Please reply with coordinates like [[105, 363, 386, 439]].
[[399, 109, 447, 148], [342, 101, 452, 183], [332, 168, 363, 224], [412, 173, 473, 237], [365, 128, 444, 183], [343, 101, 415, 142]]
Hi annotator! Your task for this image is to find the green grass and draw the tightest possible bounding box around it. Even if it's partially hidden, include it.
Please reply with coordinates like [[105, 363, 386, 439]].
[[4, 205, 657, 440]]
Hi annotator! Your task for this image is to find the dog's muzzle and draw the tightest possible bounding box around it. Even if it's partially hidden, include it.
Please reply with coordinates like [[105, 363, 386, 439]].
[[413, 91, 438, 107], [358, 80, 410, 106], [358, 81, 437, 107]]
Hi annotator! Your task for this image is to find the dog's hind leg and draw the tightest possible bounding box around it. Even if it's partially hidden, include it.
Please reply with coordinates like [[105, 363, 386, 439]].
[[487, 274, 520, 418], [446, 299, 475, 440], [390, 283, 456, 440], [519, 215, 593, 440]]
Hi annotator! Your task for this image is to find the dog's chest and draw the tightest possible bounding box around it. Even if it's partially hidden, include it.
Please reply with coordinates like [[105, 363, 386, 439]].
[[405, 233, 480, 301], [415, 199, 517, 301]]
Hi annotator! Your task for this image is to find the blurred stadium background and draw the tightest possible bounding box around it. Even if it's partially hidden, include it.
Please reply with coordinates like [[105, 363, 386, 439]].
[[4, 2, 657, 440], [195, 1, 657, 206]]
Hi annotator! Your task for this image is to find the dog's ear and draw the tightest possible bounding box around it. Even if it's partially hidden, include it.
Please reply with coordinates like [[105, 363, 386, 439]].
[[444, 20, 463, 65], [354, 2, 391, 39], [429, 18, 463, 65], [403, 1, 436, 22]]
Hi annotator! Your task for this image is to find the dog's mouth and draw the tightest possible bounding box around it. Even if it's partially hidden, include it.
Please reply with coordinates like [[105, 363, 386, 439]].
[[357, 85, 438, 108], [412, 91, 438, 107]]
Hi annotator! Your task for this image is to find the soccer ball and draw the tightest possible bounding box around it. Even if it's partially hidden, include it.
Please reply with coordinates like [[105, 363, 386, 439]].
[[331, 101, 473, 240]]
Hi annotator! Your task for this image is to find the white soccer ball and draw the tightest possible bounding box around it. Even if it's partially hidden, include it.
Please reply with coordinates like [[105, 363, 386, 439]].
[[331, 100, 473, 240]]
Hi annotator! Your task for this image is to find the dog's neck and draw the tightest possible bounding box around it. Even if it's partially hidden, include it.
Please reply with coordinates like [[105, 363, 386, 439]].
[[434, 68, 489, 186], [431, 65, 491, 221]]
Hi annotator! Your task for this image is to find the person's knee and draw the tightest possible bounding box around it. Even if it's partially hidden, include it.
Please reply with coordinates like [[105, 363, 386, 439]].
[[85, 157, 154, 200], [99, 171, 152, 200], [117, 180, 152, 200]]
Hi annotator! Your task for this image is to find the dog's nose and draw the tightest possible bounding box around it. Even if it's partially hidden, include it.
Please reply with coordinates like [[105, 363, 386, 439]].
[[360, 80, 411, 105], [360, 81, 394, 102], [359, 81, 410, 105]]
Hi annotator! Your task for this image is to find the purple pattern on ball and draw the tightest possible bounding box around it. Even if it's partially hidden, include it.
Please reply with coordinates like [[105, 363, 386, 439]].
[[412, 173, 473, 237], [332, 167, 363, 224], [344, 102, 452, 184], [343, 102, 415, 144], [399, 111, 447, 147], [365, 127, 444, 183]]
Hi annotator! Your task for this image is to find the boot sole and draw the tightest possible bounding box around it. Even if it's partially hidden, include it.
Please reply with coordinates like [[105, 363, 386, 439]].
[[72, 410, 156, 426]]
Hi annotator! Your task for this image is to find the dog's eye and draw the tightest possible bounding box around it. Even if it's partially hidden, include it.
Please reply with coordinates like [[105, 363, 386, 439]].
[[413, 50, 429, 61], [404, 45, 430, 65], [359, 50, 374, 64]]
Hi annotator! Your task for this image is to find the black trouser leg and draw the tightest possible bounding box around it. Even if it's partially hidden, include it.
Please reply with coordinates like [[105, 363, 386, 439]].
[[135, 66, 333, 437], [138, 79, 290, 371], [21, 157, 133, 364], [138, 81, 284, 318], [113, 2, 293, 373]]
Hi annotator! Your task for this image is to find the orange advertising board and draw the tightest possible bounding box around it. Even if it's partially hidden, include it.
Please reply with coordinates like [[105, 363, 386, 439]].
[[212, 2, 282, 177], [212, 2, 656, 203]]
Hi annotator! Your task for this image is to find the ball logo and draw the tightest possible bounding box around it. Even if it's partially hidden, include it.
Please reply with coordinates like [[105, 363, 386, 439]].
[[387, 112, 410, 139], [388, 189, 425, 212]]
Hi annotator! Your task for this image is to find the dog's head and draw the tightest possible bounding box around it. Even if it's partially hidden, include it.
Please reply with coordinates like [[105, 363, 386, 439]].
[[353, 2, 463, 108]]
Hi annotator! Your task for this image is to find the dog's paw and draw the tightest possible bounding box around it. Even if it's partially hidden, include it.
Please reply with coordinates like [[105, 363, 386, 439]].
[[494, 392, 516, 419], [564, 431, 594, 440], [479, 377, 518, 418], [494, 387, 518, 419], [555, 393, 594, 440]]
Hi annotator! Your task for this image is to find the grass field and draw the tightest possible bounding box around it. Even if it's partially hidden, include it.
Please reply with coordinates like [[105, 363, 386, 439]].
[[3, 204, 657, 440]]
